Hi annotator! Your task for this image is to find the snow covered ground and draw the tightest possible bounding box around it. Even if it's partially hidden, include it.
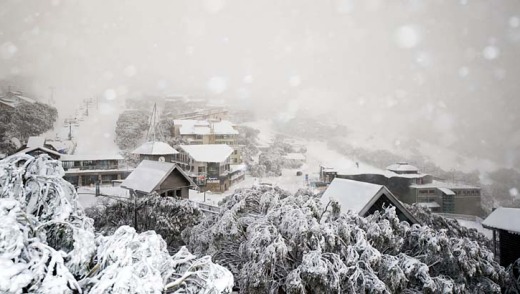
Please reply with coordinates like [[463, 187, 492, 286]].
[[48, 100, 122, 155], [71, 103, 122, 155], [343, 126, 500, 174]]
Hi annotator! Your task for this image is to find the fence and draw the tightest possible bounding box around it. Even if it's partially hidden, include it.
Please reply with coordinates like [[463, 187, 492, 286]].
[[191, 201, 221, 214]]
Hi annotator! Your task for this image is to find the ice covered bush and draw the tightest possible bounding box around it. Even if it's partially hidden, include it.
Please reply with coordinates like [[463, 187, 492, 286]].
[[86, 194, 202, 252], [0, 154, 233, 293], [185, 185, 509, 293], [82, 226, 233, 294], [0, 154, 96, 280]]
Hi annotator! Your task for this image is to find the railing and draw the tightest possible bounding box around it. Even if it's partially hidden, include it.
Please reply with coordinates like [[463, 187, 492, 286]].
[[190, 201, 221, 214]]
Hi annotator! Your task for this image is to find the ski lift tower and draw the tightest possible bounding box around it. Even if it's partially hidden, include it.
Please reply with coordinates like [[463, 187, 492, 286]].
[[132, 103, 178, 163]]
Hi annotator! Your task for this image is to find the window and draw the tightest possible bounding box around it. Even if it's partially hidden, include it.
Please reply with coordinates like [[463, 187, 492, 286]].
[[442, 194, 454, 213], [198, 166, 206, 173]]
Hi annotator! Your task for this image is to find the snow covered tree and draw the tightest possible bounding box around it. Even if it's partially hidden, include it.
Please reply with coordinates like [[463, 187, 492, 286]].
[[115, 110, 150, 151], [0, 154, 96, 292], [12, 102, 58, 142], [82, 226, 233, 294], [0, 102, 58, 154], [0, 154, 234, 293], [87, 194, 202, 251], [185, 185, 509, 293], [505, 258, 520, 293], [406, 203, 493, 250]]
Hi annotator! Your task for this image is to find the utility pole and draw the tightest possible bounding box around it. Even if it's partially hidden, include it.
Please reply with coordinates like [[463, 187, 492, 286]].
[[132, 190, 138, 230], [68, 121, 73, 141]]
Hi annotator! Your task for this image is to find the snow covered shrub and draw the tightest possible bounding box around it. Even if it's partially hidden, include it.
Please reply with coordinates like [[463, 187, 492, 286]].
[[186, 185, 510, 293], [0, 155, 234, 293], [86, 194, 202, 252], [0, 154, 96, 279], [505, 258, 520, 293], [82, 226, 233, 294], [406, 203, 492, 250], [0, 183, 87, 293], [0, 155, 95, 293]]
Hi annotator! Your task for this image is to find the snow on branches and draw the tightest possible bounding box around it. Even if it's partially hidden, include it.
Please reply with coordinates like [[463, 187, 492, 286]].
[[185, 185, 510, 293], [0, 154, 233, 293], [82, 226, 233, 294]]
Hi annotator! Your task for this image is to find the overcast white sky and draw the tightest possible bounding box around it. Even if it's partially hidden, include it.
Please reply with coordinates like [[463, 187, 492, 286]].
[[1, 0, 519, 165]]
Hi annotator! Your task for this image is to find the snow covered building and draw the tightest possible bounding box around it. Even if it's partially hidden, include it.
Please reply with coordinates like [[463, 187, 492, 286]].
[[173, 144, 236, 192], [321, 178, 419, 224], [132, 141, 179, 162], [11, 136, 62, 160], [482, 207, 520, 267], [0, 90, 37, 110], [172, 119, 242, 164], [320, 162, 482, 216], [121, 160, 196, 198], [61, 154, 131, 186], [409, 181, 481, 215]]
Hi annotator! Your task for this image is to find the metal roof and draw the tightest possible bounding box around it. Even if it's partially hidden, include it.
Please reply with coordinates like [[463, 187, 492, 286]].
[[482, 207, 520, 233]]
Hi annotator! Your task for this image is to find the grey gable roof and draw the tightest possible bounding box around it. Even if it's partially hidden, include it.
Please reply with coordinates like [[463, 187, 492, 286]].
[[121, 160, 196, 194], [321, 178, 419, 224]]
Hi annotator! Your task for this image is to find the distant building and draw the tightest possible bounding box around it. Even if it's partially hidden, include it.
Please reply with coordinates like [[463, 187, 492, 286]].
[[132, 141, 179, 162], [11, 136, 62, 160], [174, 144, 234, 192], [121, 160, 196, 198], [320, 178, 419, 224], [320, 162, 482, 216], [482, 207, 520, 267], [409, 181, 481, 215], [172, 119, 242, 164], [0, 90, 37, 110], [61, 154, 131, 186], [172, 108, 228, 121]]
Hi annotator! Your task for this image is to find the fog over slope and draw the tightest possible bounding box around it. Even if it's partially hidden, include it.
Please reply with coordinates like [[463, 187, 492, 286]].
[[1, 0, 519, 167]]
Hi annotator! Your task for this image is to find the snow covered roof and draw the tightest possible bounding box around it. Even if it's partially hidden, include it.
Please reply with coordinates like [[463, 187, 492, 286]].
[[230, 164, 247, 173], [26, 136, 45, 148], [1, 91, 36, 104], [321, 178, 419, 224], [438, 187, 455, 196], [16, 95, 36, 104], [321, 179, 384, 214], [482, 207, 520, 233], [0, 98, 16, 108], [323, 163, 427, 179], [175, 120, 238, 135], [13, 146, 62, 158], [132, 141, 179, 155], [410, 180, 479, 190], [46, 141, 71, 152], [61, 154, 124, 161], [386, 162, 419, 173], [179, 144, 233, 163], [121, 160, 195, 194], [417, 202, 441, 208]]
